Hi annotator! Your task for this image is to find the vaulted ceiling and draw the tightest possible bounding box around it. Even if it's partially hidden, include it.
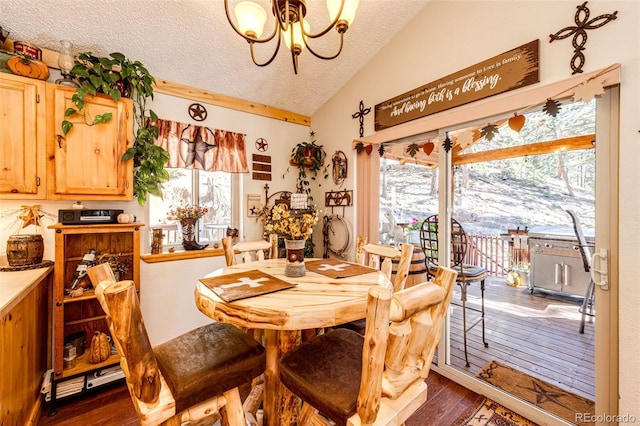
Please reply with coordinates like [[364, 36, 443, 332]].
[[0, 0, 430, 117]]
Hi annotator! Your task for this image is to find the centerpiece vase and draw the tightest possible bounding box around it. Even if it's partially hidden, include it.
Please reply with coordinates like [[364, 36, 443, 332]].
[[284, 239, 306, 277], [180, 218, 208, 250]]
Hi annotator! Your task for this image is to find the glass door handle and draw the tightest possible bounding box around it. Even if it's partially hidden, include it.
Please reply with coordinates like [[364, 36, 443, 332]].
[[590, 248, 609, 290]]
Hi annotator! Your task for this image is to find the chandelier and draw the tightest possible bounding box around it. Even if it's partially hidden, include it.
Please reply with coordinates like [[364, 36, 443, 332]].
[[224, 0, 359, 74]]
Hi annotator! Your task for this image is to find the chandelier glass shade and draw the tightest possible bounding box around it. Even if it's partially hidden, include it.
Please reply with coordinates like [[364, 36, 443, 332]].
[[224, 0, 359, 74]]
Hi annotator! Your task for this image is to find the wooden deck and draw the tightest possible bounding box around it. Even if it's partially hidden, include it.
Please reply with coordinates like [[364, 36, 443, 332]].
[[448, 274, 595, 401]]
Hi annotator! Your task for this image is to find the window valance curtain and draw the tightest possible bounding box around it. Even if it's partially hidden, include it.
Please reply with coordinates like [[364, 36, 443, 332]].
[[154, 118, 248, 173]]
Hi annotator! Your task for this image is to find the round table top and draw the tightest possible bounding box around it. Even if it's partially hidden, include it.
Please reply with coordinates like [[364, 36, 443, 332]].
[[195, 258, 392, 331]]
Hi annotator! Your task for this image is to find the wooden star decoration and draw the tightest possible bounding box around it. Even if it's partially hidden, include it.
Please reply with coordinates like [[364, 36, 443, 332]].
[[188, 103, 207, 121], [255, 138, 269, 152], [549, 1, 618, 74], [18, 205, 44, 228], [573, 79, 605, 103]]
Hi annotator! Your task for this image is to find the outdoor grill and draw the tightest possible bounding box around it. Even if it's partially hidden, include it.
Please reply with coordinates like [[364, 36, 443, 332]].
[[527, 226, 594, 297]]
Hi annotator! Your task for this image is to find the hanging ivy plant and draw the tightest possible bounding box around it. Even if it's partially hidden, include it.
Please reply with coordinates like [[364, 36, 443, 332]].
[[64, 52, 170, 206]]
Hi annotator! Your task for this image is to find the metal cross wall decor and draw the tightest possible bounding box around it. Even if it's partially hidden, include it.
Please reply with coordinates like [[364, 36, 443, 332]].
[[549, 1, 617, 75], [352, 100, 371, 138]]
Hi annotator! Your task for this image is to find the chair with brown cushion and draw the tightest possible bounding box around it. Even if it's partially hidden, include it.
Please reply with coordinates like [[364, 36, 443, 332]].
[[420, 214, 488, 367], [222, 234, 278, 266], [279, 266, 458, 426], [87, 265, 266, 426]]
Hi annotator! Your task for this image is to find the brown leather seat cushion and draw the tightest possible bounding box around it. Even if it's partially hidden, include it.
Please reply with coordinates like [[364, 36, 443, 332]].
[[279, 328, 363, 426], [154, 322, 265, 413]]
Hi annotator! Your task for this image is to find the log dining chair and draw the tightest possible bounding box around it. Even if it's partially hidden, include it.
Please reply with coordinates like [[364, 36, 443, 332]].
[[222, 234, 278, 266], [346, 237, 414, 334], [356, 236, 414, 292], [566, 209, 596, 334], [419, 214, 488, 367], [278, 266, 458, 426], [87, 264, 266, 426]]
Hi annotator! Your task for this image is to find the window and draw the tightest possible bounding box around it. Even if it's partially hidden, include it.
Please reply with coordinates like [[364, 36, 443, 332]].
[[148, 169, 236, 247]]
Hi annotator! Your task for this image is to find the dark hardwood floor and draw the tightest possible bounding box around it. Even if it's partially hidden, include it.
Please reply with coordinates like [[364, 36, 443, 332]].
[[38, 371, 482, 426]]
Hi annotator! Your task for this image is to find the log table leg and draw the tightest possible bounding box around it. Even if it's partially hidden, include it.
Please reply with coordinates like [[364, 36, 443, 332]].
[[262, 329, 301, 426]]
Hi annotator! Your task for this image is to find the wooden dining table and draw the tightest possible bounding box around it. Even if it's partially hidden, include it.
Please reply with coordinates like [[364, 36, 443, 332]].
[[194, 258, 393, 426]]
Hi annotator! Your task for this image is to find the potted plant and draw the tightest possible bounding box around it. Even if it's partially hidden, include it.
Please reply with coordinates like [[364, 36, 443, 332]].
[[285, 140, 329, 199], [62, 52, 170, 206]]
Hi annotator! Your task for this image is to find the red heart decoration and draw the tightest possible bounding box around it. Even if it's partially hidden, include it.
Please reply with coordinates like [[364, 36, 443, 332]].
[[365, 144, 373, 155], [508, 113, 526, 132], [422, 141, 435, 156]]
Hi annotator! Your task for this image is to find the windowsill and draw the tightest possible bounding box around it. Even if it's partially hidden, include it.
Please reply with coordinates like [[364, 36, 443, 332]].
[[141, 247, 224, 263]]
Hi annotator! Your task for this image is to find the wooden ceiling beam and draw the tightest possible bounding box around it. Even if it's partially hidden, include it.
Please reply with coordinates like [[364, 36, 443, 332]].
[[1, 38, 311, 127], [452, 134, 595, 165]]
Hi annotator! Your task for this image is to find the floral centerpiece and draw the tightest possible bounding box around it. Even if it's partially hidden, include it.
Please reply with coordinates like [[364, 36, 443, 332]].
[[262, 203, 319, 240], [259, 203, 319, 277], [168, 205, 209, 251]]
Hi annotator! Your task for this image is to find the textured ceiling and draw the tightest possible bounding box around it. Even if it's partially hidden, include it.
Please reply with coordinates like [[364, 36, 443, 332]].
[[0, 0, 430, 117]]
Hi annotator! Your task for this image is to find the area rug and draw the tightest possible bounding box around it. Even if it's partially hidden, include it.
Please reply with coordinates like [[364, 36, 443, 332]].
[[477, 360, 595, 426], [454, 398, 539, 426]]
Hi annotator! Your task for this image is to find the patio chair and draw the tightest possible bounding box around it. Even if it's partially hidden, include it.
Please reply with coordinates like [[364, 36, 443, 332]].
[[420, 214, 488, 367], [278, 266, 458, 426], [566, 209, 596, 334]]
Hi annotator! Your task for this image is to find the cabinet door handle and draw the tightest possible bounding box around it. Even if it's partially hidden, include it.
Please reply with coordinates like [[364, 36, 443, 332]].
[[554, 263, 561, 285]]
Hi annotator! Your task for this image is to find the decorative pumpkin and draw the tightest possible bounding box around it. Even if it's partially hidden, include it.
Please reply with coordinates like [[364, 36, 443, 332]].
[[88, 331, 111, 363], [7, 56, 50, 80], [117, 213, 135, 223]]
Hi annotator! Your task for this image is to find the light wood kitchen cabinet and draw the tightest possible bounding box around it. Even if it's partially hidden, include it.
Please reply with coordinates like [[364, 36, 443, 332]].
[[0, 72, 47, 199], [49, 223, 142, 399], [47, 85, 134, 200], [0, 266, 52, 425], [0, 73, 134, 200]]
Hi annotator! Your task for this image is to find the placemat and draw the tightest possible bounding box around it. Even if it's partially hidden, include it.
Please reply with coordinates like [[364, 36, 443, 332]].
[[199, 269, 296, 302], [305, 258, 377, 279]]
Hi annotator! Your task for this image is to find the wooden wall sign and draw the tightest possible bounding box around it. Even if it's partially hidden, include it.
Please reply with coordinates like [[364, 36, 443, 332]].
[[252, 153, 272, 181], [375, 40, 540, 131]]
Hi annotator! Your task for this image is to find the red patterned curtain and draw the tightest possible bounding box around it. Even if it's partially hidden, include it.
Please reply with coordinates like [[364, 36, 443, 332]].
[[154, 118, 248, 173]]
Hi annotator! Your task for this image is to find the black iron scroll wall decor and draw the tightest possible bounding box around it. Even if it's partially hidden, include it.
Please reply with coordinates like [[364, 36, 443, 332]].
[[188, 103, 208, 121], [549, 1, 617, 75], [352, 100, 371, 138]]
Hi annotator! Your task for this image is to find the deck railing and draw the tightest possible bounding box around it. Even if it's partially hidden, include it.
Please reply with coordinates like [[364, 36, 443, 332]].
[[465, 234, 522, 277]]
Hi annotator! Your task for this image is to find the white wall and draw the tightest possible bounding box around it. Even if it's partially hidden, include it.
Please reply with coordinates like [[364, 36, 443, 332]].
[[311, 0, 639, 417]]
